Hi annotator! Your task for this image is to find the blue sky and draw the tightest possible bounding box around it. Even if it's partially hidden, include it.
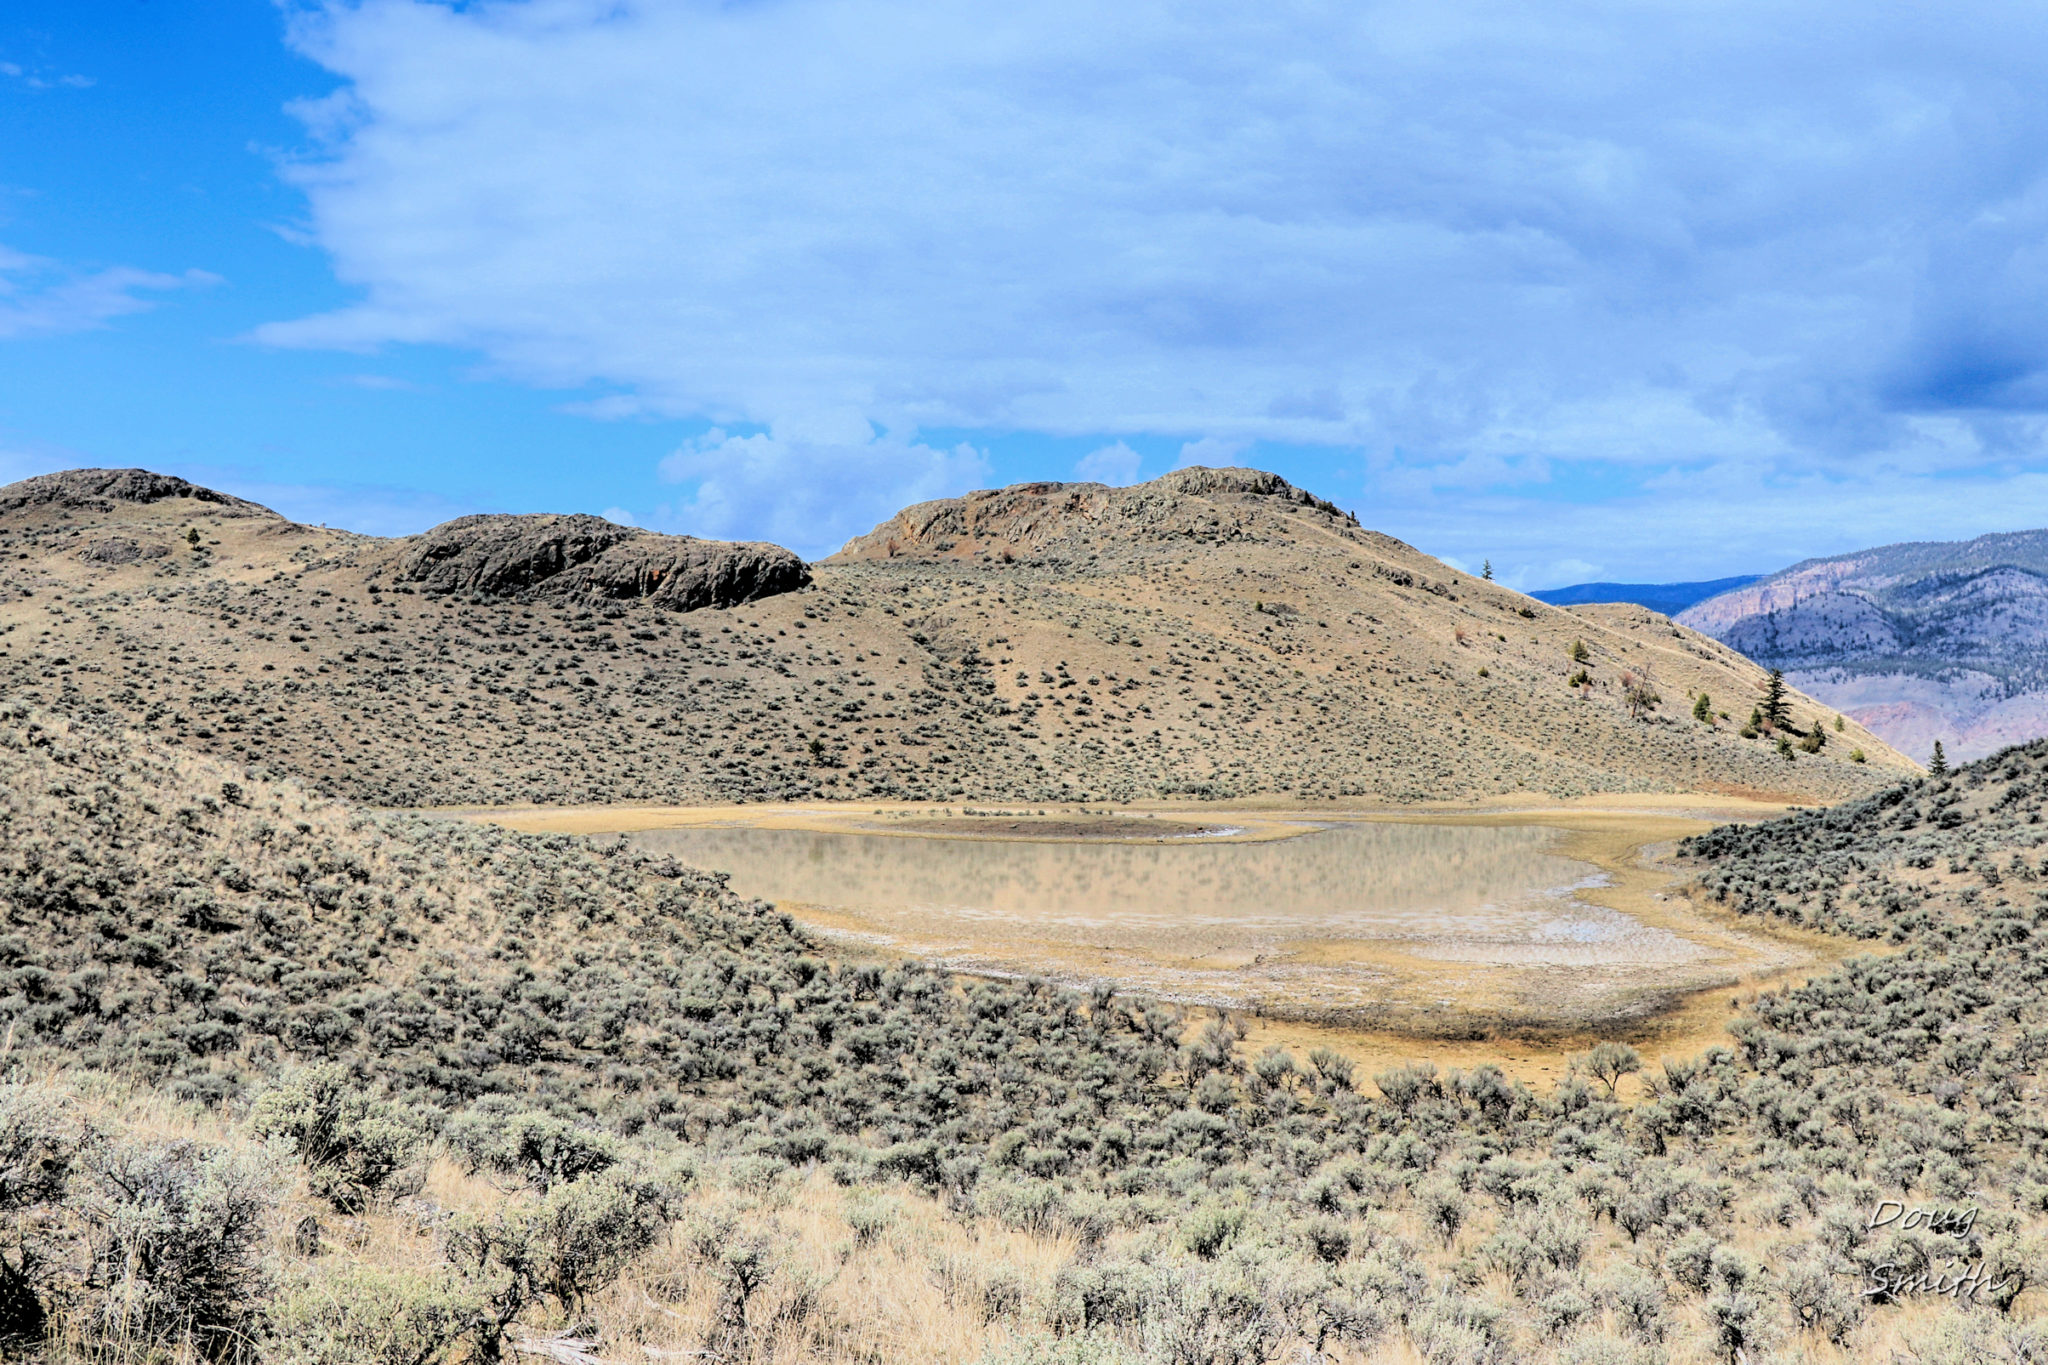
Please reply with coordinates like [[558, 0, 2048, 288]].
[[9, 1, 2048, 585]]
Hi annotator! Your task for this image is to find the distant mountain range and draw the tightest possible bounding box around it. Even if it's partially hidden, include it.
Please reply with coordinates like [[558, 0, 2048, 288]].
[[1667, 530, 2048, 763], [1529, 575, 1761, 617]]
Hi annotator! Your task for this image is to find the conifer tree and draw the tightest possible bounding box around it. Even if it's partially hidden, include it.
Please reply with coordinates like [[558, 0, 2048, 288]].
[[1693, 692, 1712, 723], [1482, 559, 1494, 581], [1929, 740, 1948, 777], [1760, 669, 1790, 729]]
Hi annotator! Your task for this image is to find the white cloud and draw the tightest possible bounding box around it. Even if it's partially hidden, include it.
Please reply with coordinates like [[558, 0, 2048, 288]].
[[1075, 441, 1143, 485], [655, 426, 988, 559], [599, 506, 637, 527], [0, 245, 215, 340], [0, 61, 92, 90], [261, 0, 2048, 561]]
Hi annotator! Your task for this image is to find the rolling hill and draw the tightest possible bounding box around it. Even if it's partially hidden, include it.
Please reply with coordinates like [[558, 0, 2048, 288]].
[[0, 465, 1911, 808]]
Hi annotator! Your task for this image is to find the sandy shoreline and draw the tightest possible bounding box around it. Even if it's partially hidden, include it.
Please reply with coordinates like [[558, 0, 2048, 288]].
[[441, 793, 1868, 1086]]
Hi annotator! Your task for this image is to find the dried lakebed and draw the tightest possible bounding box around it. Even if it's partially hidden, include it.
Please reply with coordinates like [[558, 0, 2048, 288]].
[[472, 803, 1846, 1039]]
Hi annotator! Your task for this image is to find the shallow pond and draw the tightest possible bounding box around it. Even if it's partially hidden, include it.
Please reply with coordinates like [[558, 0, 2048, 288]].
[[627, 820, 1714, 1012]]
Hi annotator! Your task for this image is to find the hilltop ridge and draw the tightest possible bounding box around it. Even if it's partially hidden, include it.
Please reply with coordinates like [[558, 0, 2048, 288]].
[[0, 466, 1911, 807]]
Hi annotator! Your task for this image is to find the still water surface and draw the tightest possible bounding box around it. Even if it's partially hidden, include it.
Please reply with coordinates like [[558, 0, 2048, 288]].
[[626, 821, 1709, 1007]]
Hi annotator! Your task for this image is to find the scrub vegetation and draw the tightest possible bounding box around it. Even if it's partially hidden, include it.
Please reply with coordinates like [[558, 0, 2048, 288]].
[[0, 467, 1910, 811], [5, 702, 2048, 1362]]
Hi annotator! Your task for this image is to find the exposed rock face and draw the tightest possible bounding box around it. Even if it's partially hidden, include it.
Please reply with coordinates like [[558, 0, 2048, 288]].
[[393, 514, 640, 595], [392, 512, 810, 610], [80, 537, 170, 565], [831, 466, 1360, 561], [0, 469, 262, 514], [1678, 529, 2048, 760]]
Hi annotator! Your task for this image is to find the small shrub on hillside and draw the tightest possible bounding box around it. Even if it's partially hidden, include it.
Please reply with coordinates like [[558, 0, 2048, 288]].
[[444, 1170, 671, 1349], [443, 1100, 618, 1192], [1182, 1202, 1246, 1260], [78, 1137, 287, 1360], [0, 1080, 94, 1337], [250, 1066, 430, 1213], [268, 1265, 486, 1365], [975, 1331, 1148, 1365]]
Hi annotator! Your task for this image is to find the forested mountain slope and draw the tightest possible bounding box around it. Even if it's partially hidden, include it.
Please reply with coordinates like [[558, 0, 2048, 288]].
[[1679, 528, 2048, 762]]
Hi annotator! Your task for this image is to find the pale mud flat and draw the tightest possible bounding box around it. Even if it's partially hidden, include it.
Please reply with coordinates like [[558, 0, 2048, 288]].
[[468, 797, 1860, 1068]]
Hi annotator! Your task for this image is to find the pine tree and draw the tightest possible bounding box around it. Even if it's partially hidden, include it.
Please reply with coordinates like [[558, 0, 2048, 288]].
[[1570, 639, 1589, 664], [1760, 669, 1789, 729], [1929, 740, 1948, 777], [1692, 692, 1712, 723], [1482, 559, 1494, 581]]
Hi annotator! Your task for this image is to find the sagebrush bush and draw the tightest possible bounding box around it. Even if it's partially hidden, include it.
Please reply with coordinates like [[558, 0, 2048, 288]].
[[78, 1137, 287, 1360], [250, 1066, 429, 1213], [443, 1101, 617, 1193], [267, 1266, 484, 1365]]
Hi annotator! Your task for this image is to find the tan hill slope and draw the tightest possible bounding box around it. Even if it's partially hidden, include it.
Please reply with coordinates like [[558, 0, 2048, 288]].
[[0, 466, 1910, 807]]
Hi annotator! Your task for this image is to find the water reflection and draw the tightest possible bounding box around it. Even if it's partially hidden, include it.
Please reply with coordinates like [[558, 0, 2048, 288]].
[[628, 821, 1704, 978]]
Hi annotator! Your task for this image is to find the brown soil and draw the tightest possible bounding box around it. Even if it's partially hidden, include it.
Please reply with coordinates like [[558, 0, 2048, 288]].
[[0, 465, 1916, 813]]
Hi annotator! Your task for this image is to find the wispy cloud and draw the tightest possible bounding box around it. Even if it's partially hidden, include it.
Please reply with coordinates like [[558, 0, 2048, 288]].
[[0, 61, 93, 91], [0, 245, 216, 340], [260, 0, 2048, 567]]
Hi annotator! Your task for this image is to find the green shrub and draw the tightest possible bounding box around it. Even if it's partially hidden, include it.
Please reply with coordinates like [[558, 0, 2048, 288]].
[[1578, 1042, 1641, 1097], [1665, 1230, 1717, 1294], [444, 1171, 670, 1347], [843, 1191, 898, 1247], [0, 1080, 93, 1337], [443, 1101, 617, 1193], [268, 1265, 487, 1365], [975, 1330, 1147, 1365], [79, 1137, 287, 1360], [1181, 1202, 1245, 1260], [251, 1066, 430, 1213]]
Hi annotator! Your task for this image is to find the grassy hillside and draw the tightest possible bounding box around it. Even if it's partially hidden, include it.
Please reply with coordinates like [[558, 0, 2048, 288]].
[[4, 704, 2047, 1360], [0, 467, 1911, 809]]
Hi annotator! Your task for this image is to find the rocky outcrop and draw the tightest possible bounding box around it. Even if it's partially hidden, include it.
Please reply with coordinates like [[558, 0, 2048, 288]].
[[80, 537, 170, 566], [830, 466, 1361, 561], [393, 514, 640, 596], [0, 469, 262, 515], [392, 513, 809, 610]]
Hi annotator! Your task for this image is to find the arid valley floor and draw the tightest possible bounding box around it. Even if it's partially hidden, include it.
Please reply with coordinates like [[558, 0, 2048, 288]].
[[0, 468, 2042, 1364]]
